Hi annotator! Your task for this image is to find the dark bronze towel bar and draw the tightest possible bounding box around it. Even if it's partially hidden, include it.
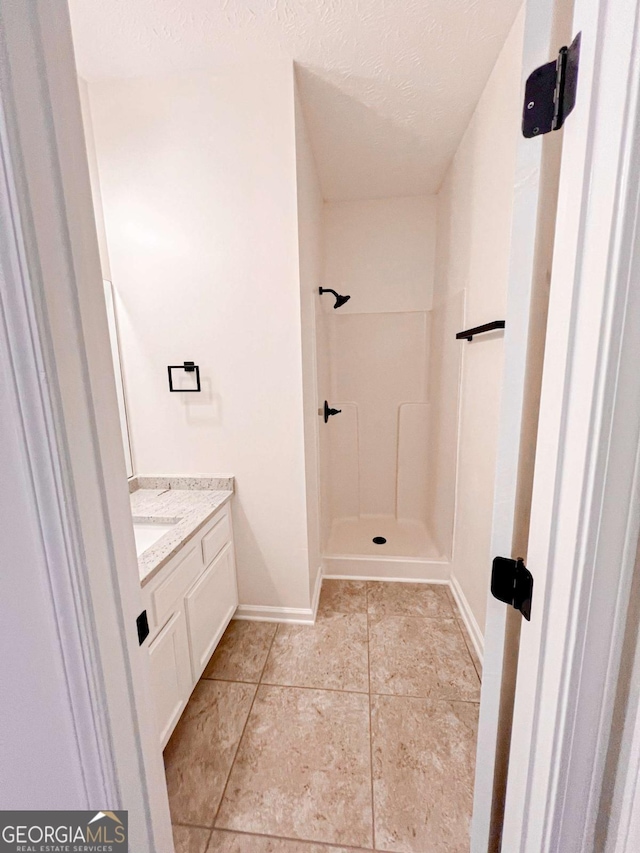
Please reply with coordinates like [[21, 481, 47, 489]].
[[456, 320, 506, 341]]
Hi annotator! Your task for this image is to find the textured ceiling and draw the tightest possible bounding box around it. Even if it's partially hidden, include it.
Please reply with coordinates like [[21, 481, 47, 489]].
[[69, 0, 522, 200]]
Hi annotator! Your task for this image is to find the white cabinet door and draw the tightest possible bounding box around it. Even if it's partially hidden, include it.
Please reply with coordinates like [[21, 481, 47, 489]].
[[148, 609, 192, 749], [185, 543, 238, 682]]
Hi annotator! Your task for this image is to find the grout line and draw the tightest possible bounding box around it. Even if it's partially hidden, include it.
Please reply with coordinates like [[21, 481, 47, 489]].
[[443, 584, 458, 618], [457, 622, 483, 682], [204, 678, 480, 705], [171, 821, 216, 853], [366, 611, 459, 622], [211, 626, 280, 828], [200, 674, 259, 685], [447, 597, 483, 682], [259, 622, 280, 685], [204, 825, 214, 852], [446, 582, 483, 676], [366, 582, 377, 851], [369, 691, 481, 705], [209, 684, 259, 829], [209, 825, 374, 850], [259, 680, 369, 696]]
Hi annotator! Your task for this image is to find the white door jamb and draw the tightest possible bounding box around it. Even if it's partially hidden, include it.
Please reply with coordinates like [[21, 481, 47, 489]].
[[0, 2, 173, 850], [503, 0, 640, 849]]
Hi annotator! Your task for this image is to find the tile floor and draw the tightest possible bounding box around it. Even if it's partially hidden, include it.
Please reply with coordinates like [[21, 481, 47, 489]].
[[166, 581, 482, 853]]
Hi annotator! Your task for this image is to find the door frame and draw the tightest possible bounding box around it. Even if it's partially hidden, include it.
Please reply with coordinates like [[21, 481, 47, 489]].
[[0, 2, 173, 850], [2, 0, 639, 851], [470, 0, 572, 846], [500, 0, 640, 848]]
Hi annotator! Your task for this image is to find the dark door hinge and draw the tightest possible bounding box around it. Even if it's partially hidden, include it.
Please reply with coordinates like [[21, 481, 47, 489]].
[[136, 610, 150, 645], [491, 557, 533, 621], [522, 32, 581, 138]]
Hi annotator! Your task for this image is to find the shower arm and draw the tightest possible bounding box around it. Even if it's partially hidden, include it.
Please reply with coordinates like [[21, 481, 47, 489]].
[[319, 287, 351, 309]]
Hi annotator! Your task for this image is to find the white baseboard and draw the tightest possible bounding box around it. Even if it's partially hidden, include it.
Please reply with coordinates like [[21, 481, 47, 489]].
[[324, 573, 450, 584], [234, 603, 316, 625], [234, 567, 323, 626], [449, 573, 484, 663], [323, 555, 449, 581]]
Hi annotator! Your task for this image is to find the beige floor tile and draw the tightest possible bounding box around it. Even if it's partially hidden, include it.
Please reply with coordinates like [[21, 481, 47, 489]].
[[164, 680, 256, 827], [367, 582, 454, 619], [216, 685, 373, 848], [203, 621, 277, 683], [262, 614, 368, 693], [207, 829, 363, 851], [368, 615, 480, 700], [371, 694, 478, 853], [318, 579, 368, 616], [173, 825, 211, 853]]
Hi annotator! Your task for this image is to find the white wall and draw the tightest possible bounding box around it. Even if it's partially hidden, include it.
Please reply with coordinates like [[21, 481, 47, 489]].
[[323, 196, 436, 314], [328, 311, 430, 520], [425, 288, 464, 559], [435, 8, 525, 632], [87, 63, 315, 611], [294, 86, 324, 602]]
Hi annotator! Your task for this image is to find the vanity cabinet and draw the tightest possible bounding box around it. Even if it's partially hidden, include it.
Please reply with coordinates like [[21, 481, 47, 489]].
[[141, 502, 237, 748], [185, 543, 237, 679]]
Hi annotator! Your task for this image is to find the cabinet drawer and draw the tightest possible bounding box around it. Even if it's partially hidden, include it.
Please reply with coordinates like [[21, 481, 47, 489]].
[[186, 543, 238, 681], [152, 544, 202, 629], [201, 509, 231, 566]]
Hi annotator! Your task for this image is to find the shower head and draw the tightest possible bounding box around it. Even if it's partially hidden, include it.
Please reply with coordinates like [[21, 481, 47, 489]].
[[319, 287, 351, 309]]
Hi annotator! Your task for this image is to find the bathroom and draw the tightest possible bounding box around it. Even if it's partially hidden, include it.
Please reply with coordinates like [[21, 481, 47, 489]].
[[68, 0, 547, 849]]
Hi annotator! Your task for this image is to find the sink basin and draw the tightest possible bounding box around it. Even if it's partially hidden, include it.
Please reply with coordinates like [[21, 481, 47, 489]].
[[132, 518, 178, 556]]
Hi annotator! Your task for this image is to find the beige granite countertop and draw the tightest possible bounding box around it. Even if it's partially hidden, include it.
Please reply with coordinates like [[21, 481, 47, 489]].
[[132, 487, 233, 586]]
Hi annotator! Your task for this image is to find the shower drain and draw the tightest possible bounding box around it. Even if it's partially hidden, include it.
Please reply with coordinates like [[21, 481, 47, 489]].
[[372, 536, 387, 545]]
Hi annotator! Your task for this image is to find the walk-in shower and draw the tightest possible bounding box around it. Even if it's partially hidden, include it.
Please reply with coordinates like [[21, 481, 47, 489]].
[[316, 196, 463, 578]]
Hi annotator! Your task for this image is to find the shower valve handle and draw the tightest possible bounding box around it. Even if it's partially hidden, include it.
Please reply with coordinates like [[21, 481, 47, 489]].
[[323, 401, 342, 423]]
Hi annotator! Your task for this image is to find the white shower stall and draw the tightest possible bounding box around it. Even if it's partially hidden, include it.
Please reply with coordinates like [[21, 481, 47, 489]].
[[316, 196, 463, 579]]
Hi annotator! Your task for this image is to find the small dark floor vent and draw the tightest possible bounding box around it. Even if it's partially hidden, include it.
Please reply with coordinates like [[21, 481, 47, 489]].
[[373, 537, 387, 545]]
